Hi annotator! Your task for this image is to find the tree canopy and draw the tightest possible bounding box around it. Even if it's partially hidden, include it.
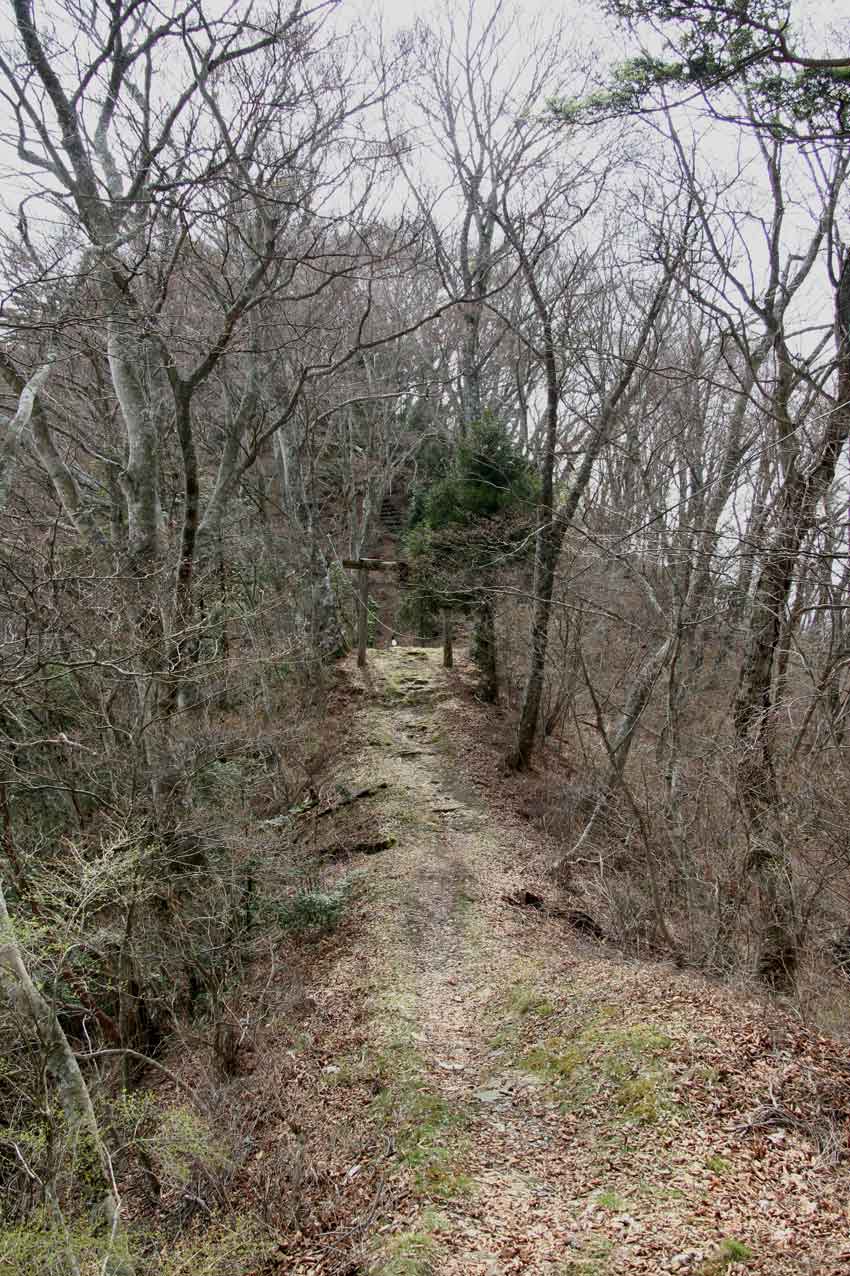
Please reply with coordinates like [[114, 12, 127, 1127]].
[[410, 414, 538, 531], [565, 1, 850, 138]]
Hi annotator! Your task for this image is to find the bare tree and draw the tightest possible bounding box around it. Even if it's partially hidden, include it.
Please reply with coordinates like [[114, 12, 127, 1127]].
[[0, 2, 436, 783], [733, 249, 850, 987], [655, 96, 850, 985], [0, 878, 129, 1273], [506, 207, 681, 770], [388, 0, 592, 443]]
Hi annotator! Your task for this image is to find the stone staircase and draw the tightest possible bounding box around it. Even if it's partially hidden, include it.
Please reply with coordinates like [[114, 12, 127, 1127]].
[[368, 495, 409, 644], [379, 495, 406, 538]]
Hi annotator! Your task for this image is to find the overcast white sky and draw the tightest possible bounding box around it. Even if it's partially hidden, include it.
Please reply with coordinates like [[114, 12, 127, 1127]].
[[1, 0, 846, 336], [342, 0, 847, 52]]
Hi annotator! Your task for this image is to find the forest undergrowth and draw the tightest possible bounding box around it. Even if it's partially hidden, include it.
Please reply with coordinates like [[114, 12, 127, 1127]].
[[2, 2, 850, 1272], [243, 646, 850, 1276], [3, 631, 850, 1274]]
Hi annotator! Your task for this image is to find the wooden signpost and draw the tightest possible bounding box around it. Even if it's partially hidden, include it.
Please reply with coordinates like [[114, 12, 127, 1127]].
[[442, 608, 453, 669], [342, 558, 408, 667]]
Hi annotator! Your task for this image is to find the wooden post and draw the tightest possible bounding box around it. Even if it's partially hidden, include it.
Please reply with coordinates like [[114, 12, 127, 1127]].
[[442, 609, 453, 668], [357, 567, 369, 668], [342, 558, 408, 669]]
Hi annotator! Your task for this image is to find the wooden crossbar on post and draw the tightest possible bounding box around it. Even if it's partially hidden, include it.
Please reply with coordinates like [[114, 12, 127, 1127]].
[[342, 558, 408, 668]]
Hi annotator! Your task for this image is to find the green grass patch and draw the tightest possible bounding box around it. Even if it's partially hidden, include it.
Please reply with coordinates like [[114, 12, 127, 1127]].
[[519, 1020, 675, 1123], [507, 982, 556, 1018], [371, 1043, 471, 1199], [558, 1236, 615, 1274], [485, 965, 561, 1056], [454, 888, 477, 911], [636, 1179, 686, 1201], [376, 1209, 448, 1275], [595, 1188, 627, 1211], [698, 1238, 754, 1272], [614, 1073, 666, 1122], [389, 803, 433, 829], [360, 969, 472, 1202]]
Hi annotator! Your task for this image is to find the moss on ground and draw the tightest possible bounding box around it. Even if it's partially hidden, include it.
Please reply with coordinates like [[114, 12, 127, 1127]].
[[557, 1236, 615, 1274], [594, 1188, 627, 1211], [506, 981, 557, 1019], [519, 1019, 674, 1121], [368, 986, 471, 1200], [697, 1238, 755, 1272], [375, 1209, 448, 1275], [357, 969, 473, 1202], [491, 973, 675, 1126], [363, 964, 470, 1272]]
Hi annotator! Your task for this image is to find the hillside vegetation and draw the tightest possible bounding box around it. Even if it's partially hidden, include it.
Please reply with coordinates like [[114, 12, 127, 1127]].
[[1, 0, 849, 1271]]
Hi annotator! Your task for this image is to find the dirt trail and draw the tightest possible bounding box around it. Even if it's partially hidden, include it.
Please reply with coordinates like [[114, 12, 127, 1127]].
[[325, 647, 850, 1276], [354, 647, 580, 1274]]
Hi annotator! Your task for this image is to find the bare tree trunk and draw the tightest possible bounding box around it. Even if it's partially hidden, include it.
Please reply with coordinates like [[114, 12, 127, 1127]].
[[165, 386, 201, 710], [508, 509, 564, 769], [198, 371, 261, 549], [472, 598, 499, 702], [312, 550, 347, 661], [107, 303, 163, 564], [507, 263, 675, 770], [0, 348, 106, 549], [612, 358, 759, 784], [0, 881, 131, 1273], [0, 354, 55, 512], [609, 634, 676, 778], [460, 309, 483, 433], [733, 254, 850, 989], [272, 410, 347, 661]]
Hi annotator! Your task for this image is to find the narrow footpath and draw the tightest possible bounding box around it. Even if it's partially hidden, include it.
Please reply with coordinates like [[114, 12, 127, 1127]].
[[305, 647, 850, 1276]]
